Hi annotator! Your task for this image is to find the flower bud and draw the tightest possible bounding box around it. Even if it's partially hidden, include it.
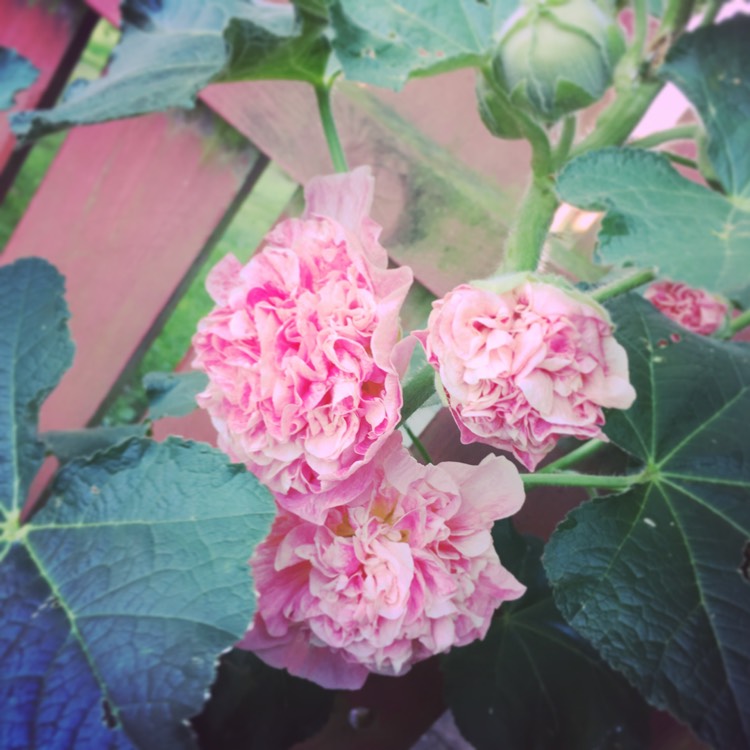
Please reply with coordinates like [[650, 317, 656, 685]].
[[493, 0, 626, 123]]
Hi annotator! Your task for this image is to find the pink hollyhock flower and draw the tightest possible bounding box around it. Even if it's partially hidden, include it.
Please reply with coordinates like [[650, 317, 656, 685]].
[[644, 280, 728, 335], [240, 434, 525, 690], [192, 167, 413, 522], [414, 275, 636, 471]]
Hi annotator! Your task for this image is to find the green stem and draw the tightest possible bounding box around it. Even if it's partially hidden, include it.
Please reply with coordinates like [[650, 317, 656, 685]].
[[404, 424, 432, 464], [502, 175, 559, 273], [315, 84, 348, 173], [627, 124, 698, 150], [728, 308, 750, 337], [591, 267, 657, 302], [699, 0, 721, 26], [540, 439, 606, 473], [658, 0, 695, 36], [630, 0, 649, 60], [660, 151, 699, 170], [400, 364, 437, 424], [521, 471, 641, 489], [553, 116, 577, 170], [571, 80, 663, 159]]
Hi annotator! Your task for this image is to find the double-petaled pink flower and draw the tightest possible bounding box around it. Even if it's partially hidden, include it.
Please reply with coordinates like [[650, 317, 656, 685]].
[[415, 276, 636, 471], [644, 280, 728, 335], [240, 434, 525, 689], [192, 168, 413, 522]]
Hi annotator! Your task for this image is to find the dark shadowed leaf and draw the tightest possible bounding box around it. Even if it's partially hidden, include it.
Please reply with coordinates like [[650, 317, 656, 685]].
[[0, 259, 73, 518], [556, 148, 750, 304], [0, 259, 276, 748], [143, 371, 208, 420], [193, 649, 335, 750], [544, 294, 750, 750], [443, 524, 649, 750], [329, 0, 517, 90], [662, 16, 750, 197], [0, 47, 38, 110], [1, 438, 275, 750]]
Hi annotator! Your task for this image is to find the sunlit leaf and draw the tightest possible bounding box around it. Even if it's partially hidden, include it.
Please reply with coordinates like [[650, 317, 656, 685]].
[[329, 0, 517, 90], [557, 148, 750, 304]]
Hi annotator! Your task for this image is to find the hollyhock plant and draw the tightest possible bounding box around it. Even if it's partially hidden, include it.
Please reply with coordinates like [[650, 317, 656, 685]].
[[240, 433, 526, 690], [192, 167, 413, 522], [644, 280, 728, 335], [414, 275, 636, 471]]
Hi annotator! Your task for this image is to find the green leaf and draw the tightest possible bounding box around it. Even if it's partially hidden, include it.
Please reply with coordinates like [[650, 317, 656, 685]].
[[0, 258, 73, 517], [662, 16, 750, 197], [443, 526, 649, 750], [1, 438, 276, 749], [544, 294, 750, 750], [11, 0, 330, 141], [222, 5, 330, 83], [143, 371, 208, 420], [556, 148, 750, 303], [329, 0, 517, 90], [193, 649, 335, 750], [42, 425, 149, 463], [0, 47, 38, 111]]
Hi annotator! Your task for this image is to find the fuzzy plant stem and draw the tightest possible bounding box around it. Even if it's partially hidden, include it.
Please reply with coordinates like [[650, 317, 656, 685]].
[[727, 308, 750, 337], [591, 268, 657, 302], [521, 471, 641, 490], [539, 439, 607, 473], [315, 83, 349, 173], [502, 175, 559, 273], [404, 424, 432, 464]]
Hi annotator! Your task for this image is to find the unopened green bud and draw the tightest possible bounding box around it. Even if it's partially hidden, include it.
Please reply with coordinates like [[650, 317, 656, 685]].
[[493, 0, 626, 123]]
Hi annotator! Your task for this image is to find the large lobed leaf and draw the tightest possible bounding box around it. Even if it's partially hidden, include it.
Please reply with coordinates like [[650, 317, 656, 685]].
[[556, 148, 750, 304], [544, 295, 750, 750], [12, 0, 330, 141], [444, 524, 649, 750], [0, 259, 73, 518], [662, 15, 750, 198], [0, 47, 39, 111], [329, 0, 517, 90], [0, 259, 276, 749]]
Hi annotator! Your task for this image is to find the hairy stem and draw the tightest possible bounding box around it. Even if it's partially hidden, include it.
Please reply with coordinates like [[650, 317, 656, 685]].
[[502, 175, 559, 273], [315, 84, 348, 173], [627, 124, 698, 150], [591, 268, 657, 302], [571, 80, 663, 159], [727, 308, 750, 337], [521, 471, 641, 489], [404, 424, 432, 464], [553, 116, 577, 170], [539, 439, 607, 473]]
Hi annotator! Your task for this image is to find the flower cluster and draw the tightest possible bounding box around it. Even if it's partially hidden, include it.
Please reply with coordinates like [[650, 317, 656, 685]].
[[240, 434, 525, 689], [415, 277, 636, 470], [644, 280, 728, 335], [193, 168, 413, 523], [194, 169, 638, 689]]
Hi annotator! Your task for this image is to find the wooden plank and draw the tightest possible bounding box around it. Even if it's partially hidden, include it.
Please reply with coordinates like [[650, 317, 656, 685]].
[[202, 79, 521, 297], [1, 106, 266, 435], [80, 0, 523, 297], [0, 0, 96, 199]]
